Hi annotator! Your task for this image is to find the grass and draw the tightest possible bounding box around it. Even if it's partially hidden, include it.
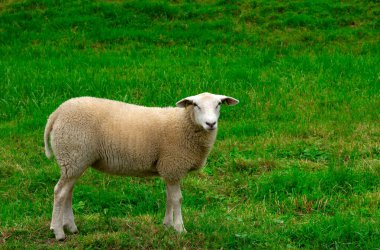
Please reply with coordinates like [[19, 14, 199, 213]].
[[1, 0, 380, 249]]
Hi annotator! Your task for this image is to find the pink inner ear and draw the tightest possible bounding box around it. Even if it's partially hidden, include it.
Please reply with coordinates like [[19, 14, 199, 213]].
[[184, 100, 193, 107], [222, 97, 239, 106], [176, 98, 193, 108], [222, 99, 231, 105]]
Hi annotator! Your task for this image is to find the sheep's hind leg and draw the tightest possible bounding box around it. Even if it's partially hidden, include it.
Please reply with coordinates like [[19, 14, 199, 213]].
[[164, 182, 186, 233], [62, 183, 78, 234], [50, 177, 77, 240]]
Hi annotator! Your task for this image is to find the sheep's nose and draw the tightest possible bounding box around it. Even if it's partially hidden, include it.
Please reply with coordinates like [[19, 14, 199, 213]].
[[206, 121, 216, 128]]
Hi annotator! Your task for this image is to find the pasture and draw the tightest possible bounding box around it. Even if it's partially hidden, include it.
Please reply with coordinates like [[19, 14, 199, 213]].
[[0, 0, 379, 248]]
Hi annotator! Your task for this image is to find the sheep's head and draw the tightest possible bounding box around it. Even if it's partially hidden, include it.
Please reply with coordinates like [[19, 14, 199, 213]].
[[176, 92, 239, 131]]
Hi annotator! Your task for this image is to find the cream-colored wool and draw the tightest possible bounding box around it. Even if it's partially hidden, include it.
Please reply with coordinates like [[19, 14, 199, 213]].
[[44, 92, 238, 240]]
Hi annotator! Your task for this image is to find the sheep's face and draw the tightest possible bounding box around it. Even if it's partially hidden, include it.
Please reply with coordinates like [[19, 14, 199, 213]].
[[176, 93, 239, 131]]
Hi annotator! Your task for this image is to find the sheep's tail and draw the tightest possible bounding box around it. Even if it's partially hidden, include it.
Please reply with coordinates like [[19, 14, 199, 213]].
[[44, 109, 59, 159]]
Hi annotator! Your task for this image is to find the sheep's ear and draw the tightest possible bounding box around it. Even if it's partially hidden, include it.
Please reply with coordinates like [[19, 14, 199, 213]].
[[220, 96, 239, 106], [176, 97, 194, 108]]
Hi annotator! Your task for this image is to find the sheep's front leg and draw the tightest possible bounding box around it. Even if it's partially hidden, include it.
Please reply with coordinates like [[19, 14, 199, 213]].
[[163, 182, 186, 233], [163, 187, 173, 227]]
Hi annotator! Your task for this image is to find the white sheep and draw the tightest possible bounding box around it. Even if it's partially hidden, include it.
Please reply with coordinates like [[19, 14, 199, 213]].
[[44, 92, 239, 240]]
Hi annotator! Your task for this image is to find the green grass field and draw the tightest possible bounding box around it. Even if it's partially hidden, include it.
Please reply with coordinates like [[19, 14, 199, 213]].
[[1, 0, 379, 248]]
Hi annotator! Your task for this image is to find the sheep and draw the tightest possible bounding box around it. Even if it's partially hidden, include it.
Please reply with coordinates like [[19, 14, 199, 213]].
[[44, 92, 239, 240]]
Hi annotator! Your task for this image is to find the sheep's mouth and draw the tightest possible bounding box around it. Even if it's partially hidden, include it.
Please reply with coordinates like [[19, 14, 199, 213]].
[[206, 127, 217, 131]]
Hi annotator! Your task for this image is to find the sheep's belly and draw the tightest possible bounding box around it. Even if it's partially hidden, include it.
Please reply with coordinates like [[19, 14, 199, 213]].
[[92, 158, 159, 177]]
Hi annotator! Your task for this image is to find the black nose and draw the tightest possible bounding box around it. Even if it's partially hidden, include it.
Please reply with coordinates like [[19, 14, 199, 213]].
[[206, 122, 216, 128]]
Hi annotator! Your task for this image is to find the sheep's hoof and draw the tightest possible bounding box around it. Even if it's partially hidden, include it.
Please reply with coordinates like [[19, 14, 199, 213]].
[[173, 224, 187, 233], [56, 235, 66, 241], [54, 231, 66, 241], [51, 227, 66, 241]]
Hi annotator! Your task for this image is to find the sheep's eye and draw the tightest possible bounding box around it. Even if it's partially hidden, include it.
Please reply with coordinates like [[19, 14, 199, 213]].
[[193, 103, 200, 110], [216, 102, 221, 109]]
